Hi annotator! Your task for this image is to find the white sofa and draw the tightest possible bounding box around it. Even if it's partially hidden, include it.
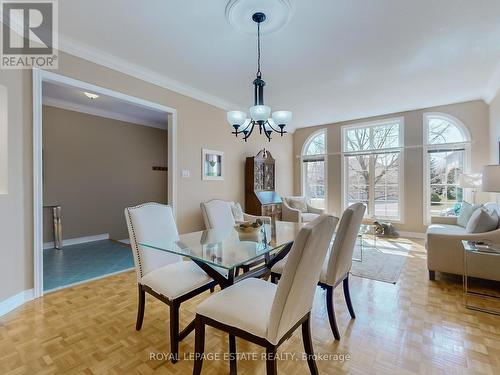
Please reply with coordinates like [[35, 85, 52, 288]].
[[426, 202, 500, 281], [282, 196, 325, 223]]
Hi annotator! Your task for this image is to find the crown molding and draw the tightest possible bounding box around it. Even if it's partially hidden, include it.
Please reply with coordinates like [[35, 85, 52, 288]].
[[43, 97, 167, 129], [58, 35, 241, 112]]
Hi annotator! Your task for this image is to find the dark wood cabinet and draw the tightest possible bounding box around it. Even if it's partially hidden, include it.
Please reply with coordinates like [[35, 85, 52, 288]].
[[245, 149, 282, 221]]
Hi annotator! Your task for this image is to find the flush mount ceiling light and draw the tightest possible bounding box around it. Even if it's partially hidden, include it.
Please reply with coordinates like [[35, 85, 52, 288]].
[[84, 92, 99, 99], [227, 11, 292, 142]]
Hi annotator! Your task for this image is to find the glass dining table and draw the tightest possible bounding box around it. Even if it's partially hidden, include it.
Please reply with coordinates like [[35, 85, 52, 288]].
[[140, 221, 302, 288]]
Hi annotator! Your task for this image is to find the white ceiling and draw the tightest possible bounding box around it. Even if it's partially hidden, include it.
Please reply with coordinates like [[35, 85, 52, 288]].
[[43, 81, 168, 129], [56, 0, 500, 130]]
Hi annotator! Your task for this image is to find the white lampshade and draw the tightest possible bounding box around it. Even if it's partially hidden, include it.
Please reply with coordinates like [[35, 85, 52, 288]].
[[272, 110, 292, 125], [482, 165, 500, 192], [227, 111, 247, 126], [458, 173, 482, 189], [249, 105, 271, 122]]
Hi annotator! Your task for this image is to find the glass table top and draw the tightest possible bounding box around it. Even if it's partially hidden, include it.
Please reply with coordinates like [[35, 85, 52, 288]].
[[462, 240, 500, 255], [139, 221, 302, 270]]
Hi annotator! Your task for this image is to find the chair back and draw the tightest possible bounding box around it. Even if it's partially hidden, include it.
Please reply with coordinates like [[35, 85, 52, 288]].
[[201, 199, 237, 230], [267, 214, 338, 344], [125, 203, 182, 282], [325, 203, 366, 285]]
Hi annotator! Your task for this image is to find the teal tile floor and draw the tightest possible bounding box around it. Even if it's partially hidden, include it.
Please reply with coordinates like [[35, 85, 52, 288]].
[[43, 240, 134, 292]]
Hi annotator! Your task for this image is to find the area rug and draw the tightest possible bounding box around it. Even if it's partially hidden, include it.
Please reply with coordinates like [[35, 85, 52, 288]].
[[350, 237, 412, 284]]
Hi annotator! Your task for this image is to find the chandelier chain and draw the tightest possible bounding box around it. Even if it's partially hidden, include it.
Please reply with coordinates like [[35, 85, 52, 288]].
[[257, 21, 261, 77]]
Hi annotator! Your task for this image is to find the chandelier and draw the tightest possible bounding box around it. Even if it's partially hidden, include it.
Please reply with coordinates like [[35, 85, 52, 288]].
[[226, 12, 292, 142]]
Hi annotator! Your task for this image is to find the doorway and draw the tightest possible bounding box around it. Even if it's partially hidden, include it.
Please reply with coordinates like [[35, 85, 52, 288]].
[[33, 70, 177, 297]]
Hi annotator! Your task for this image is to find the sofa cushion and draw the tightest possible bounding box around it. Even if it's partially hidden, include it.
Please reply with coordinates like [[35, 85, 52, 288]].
[[466, 208, 499, 233], [287, 197, 308, 213], [427, 223, 468, 236], [457, 202, 481, 228]]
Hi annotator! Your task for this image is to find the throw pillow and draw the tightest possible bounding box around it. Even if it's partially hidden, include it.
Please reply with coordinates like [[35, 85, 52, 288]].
[[457, 202, 482, 228], [288, 197, 307, 213], [231, 202, 245, 222], [466, 207, 499, 233]]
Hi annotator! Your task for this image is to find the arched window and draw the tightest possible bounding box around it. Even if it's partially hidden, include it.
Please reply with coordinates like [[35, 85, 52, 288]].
[[302, 129, 327, 209], [424, 113, 471, 222]]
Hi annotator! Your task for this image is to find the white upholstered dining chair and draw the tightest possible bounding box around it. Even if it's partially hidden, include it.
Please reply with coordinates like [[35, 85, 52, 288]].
[[124, 203, 216, 363], [201, 199, 271, 275], [200, 199, 271, 229], [192, 214, 339, 375], [271, 202, 366, 340]]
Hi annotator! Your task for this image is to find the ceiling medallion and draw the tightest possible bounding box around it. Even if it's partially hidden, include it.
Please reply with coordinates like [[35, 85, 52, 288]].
[[226, 11, 292, 142]]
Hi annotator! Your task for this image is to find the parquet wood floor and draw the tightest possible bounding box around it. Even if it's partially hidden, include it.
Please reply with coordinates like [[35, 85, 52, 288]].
[[1, 238, 500, 374]]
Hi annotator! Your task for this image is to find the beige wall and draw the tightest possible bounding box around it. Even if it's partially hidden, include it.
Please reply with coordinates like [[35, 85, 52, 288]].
[[293, 100, 490, 234], [0, 51, 294, 302], [490, 90, 500, 163], [42, 106, 168, 242]]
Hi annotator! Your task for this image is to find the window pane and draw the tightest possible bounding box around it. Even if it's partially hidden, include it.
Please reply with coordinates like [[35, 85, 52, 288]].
[[305, 132, 326, 156], [345, 128, 370, 152], [428, 118, 467, 145], [374, 152, 400, 219], [428, 149, 464, 217], [372, 123, 400, 149], [304, 160, 325, 209], [345, 122, 400, 152], [346, 155, 370, 215]]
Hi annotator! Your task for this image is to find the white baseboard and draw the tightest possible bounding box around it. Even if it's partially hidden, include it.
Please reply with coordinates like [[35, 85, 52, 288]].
[[398, 231, 426, 239], [118, 238, 130, 245], [0, 289, 34, 317], [43, 233, 110, 250]]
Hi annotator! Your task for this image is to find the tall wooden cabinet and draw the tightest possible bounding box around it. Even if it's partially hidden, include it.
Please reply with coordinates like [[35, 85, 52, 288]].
[[245, 149, 282, 221]]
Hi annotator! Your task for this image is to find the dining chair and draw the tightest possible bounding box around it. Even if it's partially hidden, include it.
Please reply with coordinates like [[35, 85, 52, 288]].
[[192, 214, 339, 375], [125, 202, 216, 363], [200, 199, 271, 275], [270, 203, 366, 340]]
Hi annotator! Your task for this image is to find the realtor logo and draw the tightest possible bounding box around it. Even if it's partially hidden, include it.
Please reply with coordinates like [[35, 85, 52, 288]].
[[1, 0, 58, 69]]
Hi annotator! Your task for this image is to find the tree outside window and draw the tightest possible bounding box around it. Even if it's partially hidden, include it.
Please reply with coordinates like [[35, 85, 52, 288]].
[[343, 120, 403, 221]]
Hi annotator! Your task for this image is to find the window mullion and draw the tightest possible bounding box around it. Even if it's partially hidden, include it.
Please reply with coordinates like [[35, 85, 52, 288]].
[[369, 154, 375, 217]]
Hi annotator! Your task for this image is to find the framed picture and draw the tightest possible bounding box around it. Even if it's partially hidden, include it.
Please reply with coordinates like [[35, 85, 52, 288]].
[[202, 149, 224, 180]]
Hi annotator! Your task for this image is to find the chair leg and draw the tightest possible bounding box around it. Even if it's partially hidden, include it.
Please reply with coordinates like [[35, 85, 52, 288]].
[[193, 316, 205, 375], [136, 285, 145, 331], [169, 303, 180, 363], [343, 276, 356, 319], [326, 286, 341, 341], [266, 346, 278, 375], [229, 334, 237, 375], [301, 315, 319, 375], [429, 270, 435, 281]]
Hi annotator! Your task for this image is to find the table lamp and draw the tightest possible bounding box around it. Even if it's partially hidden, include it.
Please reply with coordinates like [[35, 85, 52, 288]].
[[482, 165, 500, 192], [482, 165, 500, 208], [458, 173, 482, 204]]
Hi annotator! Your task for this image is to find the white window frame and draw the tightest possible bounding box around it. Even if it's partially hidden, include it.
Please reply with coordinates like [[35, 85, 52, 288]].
[[341, 117, 405, 222], [423, 112, 471, 225], [301, 129, 328, 209]]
